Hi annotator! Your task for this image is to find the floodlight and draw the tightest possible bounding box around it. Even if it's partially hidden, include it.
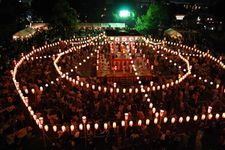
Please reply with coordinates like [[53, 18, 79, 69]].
[[119, 10, 130, 18]]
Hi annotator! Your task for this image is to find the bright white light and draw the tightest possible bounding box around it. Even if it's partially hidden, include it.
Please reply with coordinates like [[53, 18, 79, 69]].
[[119, 10, 130, 18], [176, 15, 185, 20]]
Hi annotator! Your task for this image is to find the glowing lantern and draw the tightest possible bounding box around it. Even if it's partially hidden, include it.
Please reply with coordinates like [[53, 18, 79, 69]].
[[44, 125, 49, 132], [30, 110, 34, 116], [186, 116, 190, 122], [166, 83, 170, 88], [129, 121, 133, 127], [135, 88, 138, 93], [39, 124, 43, 129], [98, 86, 101, 91], [201, 114, 206, 120], [70, 125, 75, 131], [216, 84, 220, 89], [146, 119, 150, 125], [53, 125, 57, 132], [152, 107, 156, 113], [222, 112, 225, 118], [116, 88, 119, 93], [171, 117, 176, 124], [121, 120, 125, 127], [193, 115, 198, 121], [86, 124, 91, 131], [40, 86, 43, 91], [179, 117, 183, 123], [152, 86, 155, 91], [150, 81, 154, 86], [157, 86, 160, 90], [104, 123, 108, 130], [113, 82, 117, 88], [215, 113, 220, 120], [138, 120, 142, 126], [61, 125, 66, 132], [33, 115, 37, 120], [149, 103, 153, 108], [113, 122, 117, 129], [163, 117, 168, 123], [79, 124, 83, 130], [104, 87, 107, 92], [155, 112, 159, 118], [25, 89, 28, 94], [94, 123, 99, 130], [154, 118, 158, 124]]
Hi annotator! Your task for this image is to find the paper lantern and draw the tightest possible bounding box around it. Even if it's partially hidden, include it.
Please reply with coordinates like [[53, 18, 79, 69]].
[[146, 119, 150, 125], [61, 125, 66, 132], [215, 113, 220, 120], [208, 114, 213, 120], [149, 103, 153, 109], [79, 124, 83, 130], [129, 121, 133, 127], [201, 114, 206, 120], [53, 125, 57, 132], [44, 125, 49, 132], [222, 112, 225, 118], [138, 120, 142, 126], [104, 123, 108, 130], [70, 125, 75, 131], [113, 122, 117, 128], [86, 124, 91, 131], [155, 112, 159, 118], [94, 123, 99, 130], [171, 117, 176, 124], [152, 107, 156, 113], [186, 116, 190, 122], [121, 120, 125, 127], [163, 117, 168, 123], [193, 115, 198, 121], [154, 118, 158, 124], [179, 117, 183, 123]]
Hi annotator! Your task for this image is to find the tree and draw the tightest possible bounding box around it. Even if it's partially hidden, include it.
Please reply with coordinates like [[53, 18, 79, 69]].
[[135, 1, 171, 34], [51, 0, 78, 27], [31, 0, 55, 21], [32, 0, 77, 27]]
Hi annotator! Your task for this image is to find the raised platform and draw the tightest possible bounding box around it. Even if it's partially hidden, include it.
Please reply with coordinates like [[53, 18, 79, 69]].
[[97, 54, 152, 83]]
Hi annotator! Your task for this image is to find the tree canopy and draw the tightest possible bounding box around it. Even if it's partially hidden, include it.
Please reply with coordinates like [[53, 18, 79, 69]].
[[32, 0, 77, 27], [51, 0, 77, 27], [135, 1, 171, 34]]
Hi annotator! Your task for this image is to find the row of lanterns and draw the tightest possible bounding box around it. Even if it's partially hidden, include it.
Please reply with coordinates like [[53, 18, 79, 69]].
[[55, 39, 191, 94], [11, 33, 106, 132], [12, 33, 225, 135], [41, 112, 225, 132]]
